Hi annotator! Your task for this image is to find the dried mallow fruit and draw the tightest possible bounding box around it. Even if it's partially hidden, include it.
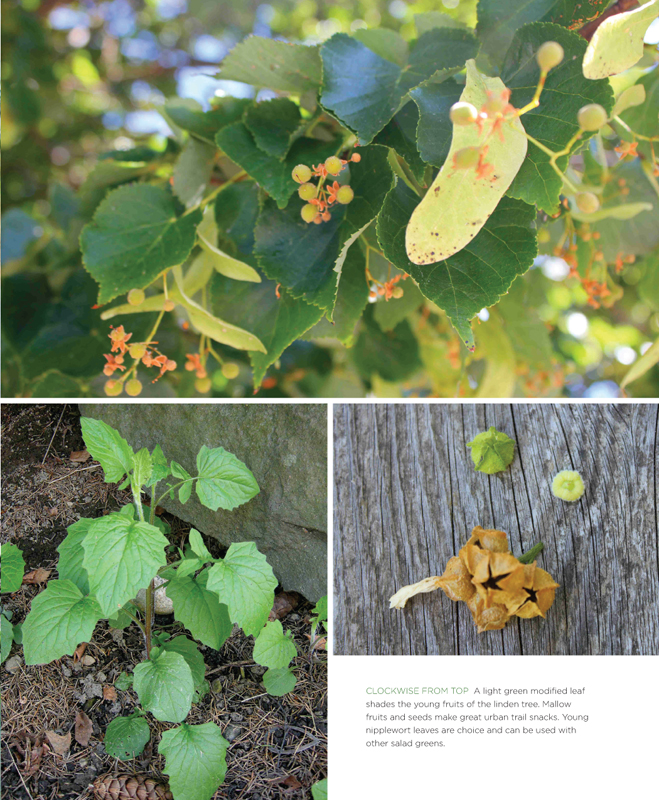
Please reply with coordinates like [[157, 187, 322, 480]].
[[551, 470, 585, 502], [389, 526, 559, 633], [466, 427, 516, 474]]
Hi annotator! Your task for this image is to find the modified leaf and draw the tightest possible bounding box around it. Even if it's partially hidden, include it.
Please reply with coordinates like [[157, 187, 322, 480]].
[[22, 580, 102, 665], [188, 529, 213, 562], [133, 650, 194, 723], [80, 417, 134, 484], [159, 722, 229, 800], [219, 37, 322, 94], [104, 713, 150, 760], [196, 208, 261, 283], [206, 542, 277, 638], [253, 620, 297, 669], [467, 426, 516, 474], [405, 60, 527, 265], [82, 513, 168, 617], [1, 543, 25, 593], [166, 574, 232, 650], [195, 445, 260, 511], [263, 667, 297, 696], [80, 184, 202, 304]]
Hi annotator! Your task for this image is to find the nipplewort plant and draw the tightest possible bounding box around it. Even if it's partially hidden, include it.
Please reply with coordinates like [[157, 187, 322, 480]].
[[18, 418, 299, 800]]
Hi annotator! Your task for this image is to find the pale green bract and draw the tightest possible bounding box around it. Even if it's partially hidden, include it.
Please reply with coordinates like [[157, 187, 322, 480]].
[[405, 60, 527, 265], [196, 207, 261, 283], [133, 650, 195, 723], [621, 338, 659, 388], [570, 201, 654, 223], [1, 543, 25, 593], [583, 0, 659, 80], [206, 542, 277, 637], [612, 84, 646, 117], [22, 580, 102, 665], [253, 620, 298, 669], [195, 445, 260, 511], [159, 722, 229, 800]]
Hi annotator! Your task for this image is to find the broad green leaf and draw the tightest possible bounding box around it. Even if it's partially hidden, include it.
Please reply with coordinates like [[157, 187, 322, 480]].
[[502, 23, 614, 213], [160, 635, 206, 689], [57, 519, 93, 593], [405, 60, 527, 265], [131, 447, 152, 490], [115, 672, 134, 691], [173, 138, 216, 208], [1, 614, 14, 664], [171, 461, 192, 480], [171, 460, 194, 503], [312, 596, 328, 623], [354, 28, 408, 65], [320, 29, 478, 144], [583, 0, 659, 79], [80, 417, 134, 484], [166, 574, 232, 650], [22, 580, 102, 665], [352, 307, 422, 382], [570, 201, 653, 223], [80, 184, 202, 304], [219, 37, 322, 94], [162, 96, 250, 144], [195, 446, 259, 511], [149, 444, 170, 486], [196, 208, 261, 283], [263, 667, 297, 696], [189, 529, 213, 562], [477, 0, 608, 65], [104, 713, 150, 760], [496, 279, 554, 367], [133, 650, 194, 722], [379, 180, 538, 348], [638, 253, 659, 310], [175, 557, 204, 578], [159, 722, 229, 800], [410, 78, 463, 167], [108, 603, 134, 630], [621, 338, 659, 389], [82, 512, 168, 617], [243, 98, 302, 159], [78, 157, 155, 218], [206, 542, 277, 638], [312, 779, 328, 800], [253, 620, 297, 669], [29, 371, 82, 398], [613, 83, 646, 117], [217, 122, 337, 209], [373, 102, 427, 183], [467, 426, 516, 473], [1, 543, 25, 593]]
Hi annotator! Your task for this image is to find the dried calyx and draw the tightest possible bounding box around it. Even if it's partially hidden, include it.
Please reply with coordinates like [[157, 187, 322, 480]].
[[389, 526, 559, 633]]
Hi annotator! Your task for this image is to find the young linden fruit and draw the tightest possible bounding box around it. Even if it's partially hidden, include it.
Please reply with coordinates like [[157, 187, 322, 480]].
[[125, 378, 143, 397], [453, 146, 480, 169], [449, 102, 478, 126], [129, 344, 147, 360], [292, 164, 312, 184], [163, 300, 175, 312], [195, 377, 212, 393], [537, 228, 551, 244], [551, 470, 585, 502], [536, 41, 564, 72], [483, 95, 507, 116], [324, 156, 343, 176], [298, 183, 317, 201], [575, 192, 600, 214], [222, 362, 240, 379], [104, 380, 123, 396], [577, 103, 608, 132], [301, 203, 317, 223], [391, 286, 404, 299], [127, 288, 145, 306], [336, 185, 354, 204]]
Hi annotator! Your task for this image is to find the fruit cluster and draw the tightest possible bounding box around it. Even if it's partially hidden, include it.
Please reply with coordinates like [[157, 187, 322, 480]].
[[292, 153, 360, 224], [103, 325, 177, 396]]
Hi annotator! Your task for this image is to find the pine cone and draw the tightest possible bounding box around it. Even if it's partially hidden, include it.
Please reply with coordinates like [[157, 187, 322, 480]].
[[93, 773, 173, 800]]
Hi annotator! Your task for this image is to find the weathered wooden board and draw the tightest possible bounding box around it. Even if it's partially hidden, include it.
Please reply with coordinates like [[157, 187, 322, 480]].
[[333, 403, 659, 655]]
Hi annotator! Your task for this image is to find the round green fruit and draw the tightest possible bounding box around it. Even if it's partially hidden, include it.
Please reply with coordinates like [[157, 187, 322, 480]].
[[449, 102, 478, 126], [301, 204, 317, 223], [292, 164, 312, 183], [195, 377, 212, 393], [536, 41, 564, 72], [298, 183, 317, 201], [222, 362, 240, 380], [104, 380, 123, 397], [127, 288, 145, 306], [129, 344, 147, 360], [125, 378, 143, 397], [577, 104, 608, 131], [575, 192, 600, 214], [336, 185, 354, 205], [453, 146, 480, 169], [324, 156, 343, 175]]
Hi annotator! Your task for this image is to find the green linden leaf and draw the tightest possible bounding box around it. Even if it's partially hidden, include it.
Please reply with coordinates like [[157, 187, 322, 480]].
[[57, 518, 93, 593], [583, 0, 659, 79], [219, 36, 322, 94], [217, 123, 337, 209], [373, 280, 424, 332], [351, 306, 422, 383], [160, 635, 206, 689], [409, 78, 463, 167], [467, 426, 516, 474], [131, 447, 152, 491], [253, 620, 298, 669], [263, 667, 297, 697], [206, 542, 277, 638], [476, 0, 608, 66], [378, 180, 538, 348], [405, 60, 527, 265], [1, 613, 14, 664], [159, 722, 229, 800], [22, 580, 102, 665], [162, 96, 250, 144], [353, 27, 409, 65], [188, 529, 213, 562], [173, 138, 216, 209], [80, 184, 202, 304], [104, 713, 150, 760], [133, 650, 195, 723], [243, 98, 303, 159], [373, 102, 427, 183], [320, 28, 478, 144], [1, 543, 25, 593], [82, 512, 168, 617], [80, 417, 134, 484], [195, 445, 260, 512], [613, 83, 646, 117], [502, 23, 614, 213], [166, 574, 232, 650], [311, 779, 328, 800]]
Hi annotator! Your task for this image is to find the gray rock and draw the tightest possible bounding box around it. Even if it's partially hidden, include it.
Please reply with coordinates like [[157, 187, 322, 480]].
[[79, 404, 327, 601], [4, 655, 22, 674], [224, 724, 241, 742], [134, 575, 174, 614]]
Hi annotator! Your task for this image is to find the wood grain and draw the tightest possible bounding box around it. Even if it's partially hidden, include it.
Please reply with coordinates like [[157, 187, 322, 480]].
[[333, 403, 659, 655]]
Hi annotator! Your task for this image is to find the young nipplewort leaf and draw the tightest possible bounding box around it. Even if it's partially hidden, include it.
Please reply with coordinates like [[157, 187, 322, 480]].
[[133, 650, 194, 723], [263, 667, 297, 696], [253, 620, 297, 669], [166, 574, 232, 650], [1, 543, 25, 594], [104, 713, 150, 760], [159, 722, 229, 800], [80, 417, 134, 484], [195, 445, 260, 511]]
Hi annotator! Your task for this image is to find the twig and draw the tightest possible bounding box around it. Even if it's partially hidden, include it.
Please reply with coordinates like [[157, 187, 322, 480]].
[[41, 406, 66, 465], [579, 0, 639, 41], [5, 742, 36, 800], [205, 660, 256, 676], [46, 465, 101, 485]]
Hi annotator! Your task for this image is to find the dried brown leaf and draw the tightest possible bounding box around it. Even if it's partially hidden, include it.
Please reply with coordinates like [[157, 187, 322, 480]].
[[280, 775, 303, 790], [75, 710, 93, 746], [269, 592, 299, 621], [73, 643, 87, 662], [102, 685, 117, 702], [23, 568, 51, 585], [45, 730, 71, 755], [70, 450, 91, 463]]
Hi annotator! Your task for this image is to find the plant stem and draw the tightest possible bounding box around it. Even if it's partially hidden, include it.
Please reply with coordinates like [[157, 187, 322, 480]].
[[145, 578, 154, 658], [154, 477, 196, 508], [122, 605, 146, 634], [196, 170, 248, 211], [518, 542, 544, 564]]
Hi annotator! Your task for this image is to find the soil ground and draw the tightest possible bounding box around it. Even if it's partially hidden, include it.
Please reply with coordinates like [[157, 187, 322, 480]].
[[1, 404, 327, 800]]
